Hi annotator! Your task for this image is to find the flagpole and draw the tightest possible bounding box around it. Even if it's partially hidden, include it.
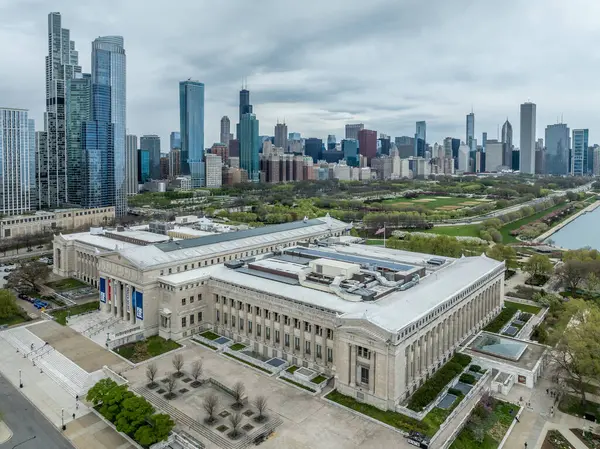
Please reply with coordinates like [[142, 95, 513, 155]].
[[383, 223, 386, 248]]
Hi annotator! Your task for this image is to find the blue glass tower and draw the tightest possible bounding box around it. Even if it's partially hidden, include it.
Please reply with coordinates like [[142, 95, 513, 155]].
[[342, 139, 359, 166], [91, 36, 126, 215], [138, 149, 150, 183], [239, 113, 260, 182], [572, 129, 589, 176], [415, 121, 426, 157], [179, 80, 205, 187]]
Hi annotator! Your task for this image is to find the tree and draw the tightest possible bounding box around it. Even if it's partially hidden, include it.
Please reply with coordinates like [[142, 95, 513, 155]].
[[229, 412, 243, 438], [552, 299, 600, 407], [145, 362, 158, 388], [0, 289, 20, 320], [232, 381, 246, 409], [203, 393, 219, 424], [172, 353, 184, 377], [165, 374, 178, 400], [6, 260, 51, 292], [134, 414, 174, 447], [554, 260, 590, 292], [98, 385, 134, 423], [253, 395, 268, 422], [115, 396, 155, 435], [191, 360, 203, 387], [524, 254, 553, 280]]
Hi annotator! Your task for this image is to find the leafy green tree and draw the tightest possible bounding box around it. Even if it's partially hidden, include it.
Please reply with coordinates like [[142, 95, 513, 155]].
[[486, 245, 518, 270], [0, 289, 20, 320], [134, 414, 175, 446], [115, 396, 155, 435], [100, 386, 133, 422], [552, 299, 600, 406], [524, 254, 553, 280], [554, 260, 591, 292], [86, 378, 118, 405]]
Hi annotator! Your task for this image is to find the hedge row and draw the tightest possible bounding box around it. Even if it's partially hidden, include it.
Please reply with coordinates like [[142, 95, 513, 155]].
[[483, 305, 517, 333], [407, 354, 472, 412]]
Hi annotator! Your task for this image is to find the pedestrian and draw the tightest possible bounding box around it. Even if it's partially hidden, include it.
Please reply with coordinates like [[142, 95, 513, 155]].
[[516, 416, 520, 423], [525, 443, 528, 448], [546, 388, 549, 394], [76, 402, 79, 410]]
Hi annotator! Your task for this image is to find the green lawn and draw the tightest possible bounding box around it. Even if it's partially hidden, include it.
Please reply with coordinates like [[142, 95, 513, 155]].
[[311, 374, 328, 384], [200, 330, 220, 341], [280, 377, 316, 392], [366, 239, 385, 245], [382, 196, 491, 211], [326, 390, 431, 434], [51, 301, 100, 325], [0, 313, 29, 327], [450, 399, 517, 449], [425, 224, 481, 238], [286, 365, 299, 374], [45, 278, 88, 291], [114, 336, 181, 363], [504, 300, 542, 315], [230, 343, 246, 351], [222, 352, 271, 373], [500, 203, 568, 243], [559, 394, 600, 420]]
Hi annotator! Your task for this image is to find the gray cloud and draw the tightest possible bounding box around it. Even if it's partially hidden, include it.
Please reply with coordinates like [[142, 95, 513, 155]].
[[1, 0, 599, 149]]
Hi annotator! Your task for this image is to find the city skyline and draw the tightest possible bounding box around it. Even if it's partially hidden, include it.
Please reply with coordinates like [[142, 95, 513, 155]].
[[0, 1, 598, 151]]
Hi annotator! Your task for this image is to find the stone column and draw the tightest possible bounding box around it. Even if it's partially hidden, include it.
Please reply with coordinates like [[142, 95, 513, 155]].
[[419, 335, 425, 375], [110, 278, 116, 316], [311, 324, 316, 363], [349, 344, 356, 385]]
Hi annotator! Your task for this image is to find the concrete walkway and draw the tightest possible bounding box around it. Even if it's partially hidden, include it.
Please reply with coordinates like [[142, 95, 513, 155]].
[[0, 420, 12, 444]]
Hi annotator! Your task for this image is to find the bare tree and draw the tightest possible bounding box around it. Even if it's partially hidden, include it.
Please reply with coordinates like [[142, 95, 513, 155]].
[[203, 393, 219, 424], [232, 381, 246, 409], [229, 412, 243, 438], [191, 360, 203, 387], [165, 373, 178, 399], [253, 395, 268, 422], [172, 353, 184, 377], [145, 362, 158, 388]]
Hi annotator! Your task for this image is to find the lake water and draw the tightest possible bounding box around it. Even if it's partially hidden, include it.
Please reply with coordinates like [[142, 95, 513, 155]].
[[545, 205, 600, 250]]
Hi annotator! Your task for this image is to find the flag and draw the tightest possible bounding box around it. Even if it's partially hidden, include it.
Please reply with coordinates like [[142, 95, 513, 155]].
[[375, 227, 385, 235]]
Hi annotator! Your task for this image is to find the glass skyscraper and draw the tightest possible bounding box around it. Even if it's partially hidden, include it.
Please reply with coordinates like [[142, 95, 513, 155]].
[[572, 129, 589, 176], [415, 121, 426, 157], [342, 139, 359, 166], [466, 112, 475, 151], [239, 113, 260, 182], [66, 73, 92, 206], [40, 12, 81, 209], [140, 135, 161, 179], [91, 35, 126, 215], [179, 80, 205, 187], [0, 108, 35, 216], [138, 149, 150, 183], [544, 123, 570, 175]]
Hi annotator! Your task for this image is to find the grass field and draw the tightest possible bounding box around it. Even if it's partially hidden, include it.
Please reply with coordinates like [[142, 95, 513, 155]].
[[424, 224, 481, 238], [365, 239, 385, 245], [382, 196, 492, 211], [51, 301, 100, 325], [46, 278, 88, 291], [500, 203, 571, 243], [504, 300, 542, 315], [114, 335, 181, 362]]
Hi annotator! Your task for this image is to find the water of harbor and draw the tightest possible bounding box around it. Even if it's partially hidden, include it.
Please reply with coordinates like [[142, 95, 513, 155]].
[[545, 205, 600, 250]]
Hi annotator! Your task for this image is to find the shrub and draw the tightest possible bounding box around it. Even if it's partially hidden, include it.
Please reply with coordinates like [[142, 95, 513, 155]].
[[469, 365, 481, 373], [407, 354, 472, 411], [459, 373, 476, 385], [484, 306, 517, 333], [447, 388, 462, 396]]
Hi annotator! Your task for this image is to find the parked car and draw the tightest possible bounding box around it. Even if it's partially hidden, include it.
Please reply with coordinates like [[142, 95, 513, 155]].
[[36, 245, 44, 249]]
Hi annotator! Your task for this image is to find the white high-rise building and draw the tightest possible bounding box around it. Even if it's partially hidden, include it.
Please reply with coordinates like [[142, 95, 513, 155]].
[[0, 108, 35, 215], [125, 134, 138, 195], [458, 144, 470, 172], [485, 140, 504, 172], [205, 154, 222, 188], [520, 102, 536, 174], [220, 116, 231, 146]]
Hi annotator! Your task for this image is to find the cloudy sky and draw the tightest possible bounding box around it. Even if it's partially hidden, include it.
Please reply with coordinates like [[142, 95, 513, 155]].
[[1, 0, 598, 150]]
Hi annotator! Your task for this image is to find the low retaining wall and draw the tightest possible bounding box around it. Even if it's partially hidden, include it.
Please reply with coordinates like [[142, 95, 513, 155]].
[[497, 405, 523, 449], [192, 333, 232, 350], [279, 370, 327, 392], [90, 406, 143, 449], [107, 329, 145, 350], [222, 347, 288, 374], [102, 365, 129, 386]]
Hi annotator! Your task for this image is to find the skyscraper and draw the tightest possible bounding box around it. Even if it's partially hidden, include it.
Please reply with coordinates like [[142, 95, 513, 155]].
[[466, 112, 475, 151], [220, 116, 231, 146], [274, 122, 288, 150], [66, 73, 92, 206], [544, 123, 570, 175], [205, 154, 223, 188], [138, 149, 150, 183], [572, 129, 589, 176], [170, 131, 181, 150], [140, 135, 161, 180], [520, 102, 536, 174], [345, 123, 364, 140], [179, 80, 205, 187], [39, 12, 81, 209], [342, 139, 359, 166], [125, 134, 138, 195], [239, 88, 252, 122], [0, 108, 35, 215], [239, 113, 260, 182], [327, 134, 337, 151], [91, 35, 126, 214], [358, 129, 377, 162], [485, 140, 503, 172], [415, 121, 426, 157], [304, 138, 323, 163], [501, 119, 513, 167]]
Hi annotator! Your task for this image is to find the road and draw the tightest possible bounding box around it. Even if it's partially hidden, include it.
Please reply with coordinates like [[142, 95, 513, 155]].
[[0, 374, 74, 449]]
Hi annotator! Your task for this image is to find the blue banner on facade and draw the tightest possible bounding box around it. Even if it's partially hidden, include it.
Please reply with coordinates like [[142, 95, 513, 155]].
[[99, 278, 106, 303], [135, 291, 143, 320]]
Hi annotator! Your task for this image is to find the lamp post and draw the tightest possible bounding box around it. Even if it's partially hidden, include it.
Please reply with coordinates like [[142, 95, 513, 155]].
[[19, 369, 22, 388], [61, 408, 65, 430]]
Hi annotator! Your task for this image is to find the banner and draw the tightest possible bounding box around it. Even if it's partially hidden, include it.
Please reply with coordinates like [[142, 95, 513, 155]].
[[108, 279, 112, 305], [125, 285, 130, 313], [99, 278, 106, 303], [135, 291, 144, 320]]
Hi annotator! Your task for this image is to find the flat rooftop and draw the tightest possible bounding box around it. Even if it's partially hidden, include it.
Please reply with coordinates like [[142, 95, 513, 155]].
[[463, 331, 548, 371], [157, 247, 503, 334], [289, 247, 416, 272], [106, 230, 172, 243], [60, 232, 141, 251]]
